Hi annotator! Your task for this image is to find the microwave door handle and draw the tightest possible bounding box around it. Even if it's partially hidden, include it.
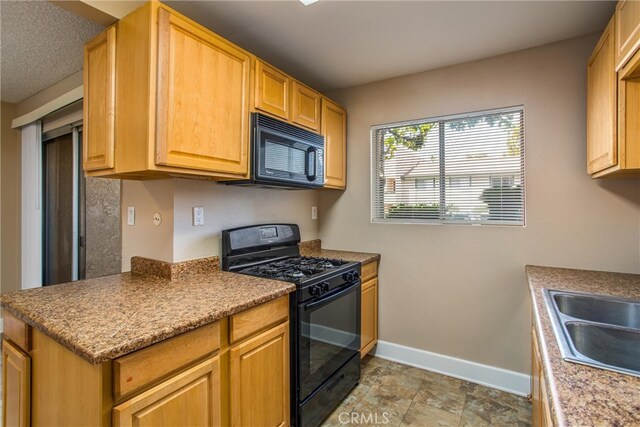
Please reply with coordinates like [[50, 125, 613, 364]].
[[306, 148, 316, 182]]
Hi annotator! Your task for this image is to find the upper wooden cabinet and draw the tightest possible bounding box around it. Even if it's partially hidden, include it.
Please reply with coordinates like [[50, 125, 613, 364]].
[[291, 81, 321, 132], [587, 18, 617, 175], [85, 2, 251, 180], [85, 1, 347, 186], [155, 9, 250, 175], [587, 6, 640, 178], [322, 98, 347, 189], [83, 26, 116, 172], [253, 61, 322, 132], [255, 60, 290, 120], [616, 0, 640, 70]]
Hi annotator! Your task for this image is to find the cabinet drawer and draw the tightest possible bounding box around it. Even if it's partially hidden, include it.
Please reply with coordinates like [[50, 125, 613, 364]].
[[230, 296, 288, 343], [114, 322, 220, 399], [361, 261, 378, 282], [3, 311, 31, 352]]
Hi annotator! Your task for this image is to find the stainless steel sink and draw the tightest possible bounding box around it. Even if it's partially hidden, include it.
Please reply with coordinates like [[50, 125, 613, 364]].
[[544, 290, 640, 377], [553, 293, 640, 329]]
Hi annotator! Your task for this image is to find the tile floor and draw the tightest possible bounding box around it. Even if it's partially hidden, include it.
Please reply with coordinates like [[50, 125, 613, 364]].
[[322, 356, 531, 426]]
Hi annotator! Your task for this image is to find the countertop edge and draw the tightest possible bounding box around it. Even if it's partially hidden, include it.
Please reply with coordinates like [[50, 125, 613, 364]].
[[527, 283, 566, 427], [2, 284, 295, 364]]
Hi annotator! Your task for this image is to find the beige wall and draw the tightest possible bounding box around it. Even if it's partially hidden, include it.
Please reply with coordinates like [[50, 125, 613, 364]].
[[320, 34, 640, 375], [121, 178, 320, 271], [1, 102, 21, 293]]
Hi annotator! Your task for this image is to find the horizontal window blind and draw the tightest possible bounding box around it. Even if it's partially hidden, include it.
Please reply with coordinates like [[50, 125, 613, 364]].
[[371, 106, 525, 225]]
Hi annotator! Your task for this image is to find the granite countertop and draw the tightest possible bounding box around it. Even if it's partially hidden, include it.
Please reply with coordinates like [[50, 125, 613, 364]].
[[299, 240, 380, 265], [525, 265, 640, 426], [1, 270, 295, 364]]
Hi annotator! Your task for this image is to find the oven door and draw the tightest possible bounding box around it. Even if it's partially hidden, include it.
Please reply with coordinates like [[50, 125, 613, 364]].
[[298, 281, 361, 402]]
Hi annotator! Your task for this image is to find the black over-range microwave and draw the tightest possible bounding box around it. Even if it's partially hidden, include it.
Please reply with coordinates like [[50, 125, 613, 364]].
[[224, 113, 325, 189]]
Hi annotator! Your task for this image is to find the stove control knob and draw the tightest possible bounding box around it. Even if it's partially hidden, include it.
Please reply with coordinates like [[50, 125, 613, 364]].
[[343, 271, 359, 282], [321, 282, 330, 293], [309, 285, 322, 297]]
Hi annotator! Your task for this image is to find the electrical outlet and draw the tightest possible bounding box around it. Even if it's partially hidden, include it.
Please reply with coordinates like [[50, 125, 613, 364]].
[[153, 212, 162, 226], [312, 206, 318, 220], [127, 207, 135, 226], [193, 206, 204, 226]]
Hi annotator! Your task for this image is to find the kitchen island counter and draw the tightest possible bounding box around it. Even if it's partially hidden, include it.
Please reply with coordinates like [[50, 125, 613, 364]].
[[1, 261, 294, 364], [526, 265, 640, 427]]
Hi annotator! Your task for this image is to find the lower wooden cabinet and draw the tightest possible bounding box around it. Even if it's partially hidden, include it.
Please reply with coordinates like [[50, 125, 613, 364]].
[[230, 322, 289, 427], [531, 326, 553, 427], [360, 260, 379, 357], [2, 295, 290, 427], [361, 278, 378, 356], [113, 356, 221, 427], [2, 339, 31, 427]]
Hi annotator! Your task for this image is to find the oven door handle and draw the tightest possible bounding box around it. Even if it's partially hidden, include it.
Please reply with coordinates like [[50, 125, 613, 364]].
[[303, 282, 360, 311]]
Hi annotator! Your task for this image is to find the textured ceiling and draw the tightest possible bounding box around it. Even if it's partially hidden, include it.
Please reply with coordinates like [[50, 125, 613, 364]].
[[1, 1, 104, 103], [167, 0, 615, 92], [0, 1, 615, 103]]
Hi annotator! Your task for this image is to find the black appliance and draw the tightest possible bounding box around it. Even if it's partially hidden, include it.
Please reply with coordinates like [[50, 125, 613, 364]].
[[222, 224, 361, 427], [224, 113, 325, 189]]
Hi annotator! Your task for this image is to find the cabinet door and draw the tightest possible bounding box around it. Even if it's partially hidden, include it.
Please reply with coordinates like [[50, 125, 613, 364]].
[[113, 356, 221, 427], [83, 26, 116, 171], [230, 322, 289, 427], [616, 0, 640, 69], [587, 18, 617, 174], [361, 278, 378, 357], [291, 81, 321, 132], [155, 8, 250, 176], [2, 339, 31, 427], [531, 328, 541, 427], [321, 99, 347, 189], [255, 60, 290, 120]]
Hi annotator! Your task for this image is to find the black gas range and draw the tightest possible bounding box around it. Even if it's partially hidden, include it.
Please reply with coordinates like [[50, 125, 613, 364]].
[[222, 224, 361, 427]]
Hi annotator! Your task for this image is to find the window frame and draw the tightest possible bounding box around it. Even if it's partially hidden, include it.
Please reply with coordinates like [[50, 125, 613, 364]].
[[370, 106, 526, 226]]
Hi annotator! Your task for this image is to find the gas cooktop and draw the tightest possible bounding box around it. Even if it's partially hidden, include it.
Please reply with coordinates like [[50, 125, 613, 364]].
[[238, 256, 351, 283]]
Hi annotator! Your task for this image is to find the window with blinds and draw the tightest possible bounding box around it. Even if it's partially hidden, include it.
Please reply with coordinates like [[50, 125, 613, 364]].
[[371, 106, 525, 225]]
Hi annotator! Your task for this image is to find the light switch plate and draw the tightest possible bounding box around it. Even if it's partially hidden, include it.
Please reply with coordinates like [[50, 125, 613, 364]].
[[127, 207, 135, 226], [193, 206, 204, 226], [312, 206, 318, 220]]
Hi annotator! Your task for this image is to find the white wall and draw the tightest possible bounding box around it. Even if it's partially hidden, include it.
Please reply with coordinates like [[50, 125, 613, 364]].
[[121, 178, 320, 270], [172, 179, 319, 262], [320, 34, 640, 375]]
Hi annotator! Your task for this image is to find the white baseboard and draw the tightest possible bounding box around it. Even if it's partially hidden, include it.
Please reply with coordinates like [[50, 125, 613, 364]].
[[372, 340, 530, 397]]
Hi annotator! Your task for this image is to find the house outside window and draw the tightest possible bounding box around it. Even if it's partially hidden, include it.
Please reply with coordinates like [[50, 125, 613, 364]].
[[371, 106, 525, 225]]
